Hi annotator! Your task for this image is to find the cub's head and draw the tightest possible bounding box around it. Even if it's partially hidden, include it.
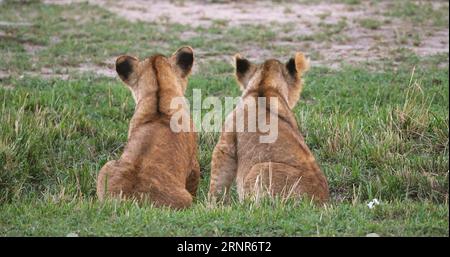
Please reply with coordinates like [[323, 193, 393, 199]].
[[233, 52, 310, 109], [115, 46, 194, 104]]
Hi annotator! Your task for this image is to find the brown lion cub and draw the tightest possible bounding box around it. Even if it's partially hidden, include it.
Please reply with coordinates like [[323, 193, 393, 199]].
[[208, 52, 329, 204], [97, 46, 200, 209]]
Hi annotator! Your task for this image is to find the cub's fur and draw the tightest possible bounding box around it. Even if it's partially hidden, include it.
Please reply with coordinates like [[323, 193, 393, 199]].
[[208, 52, 329, 204], [96, 46, 200, 209]]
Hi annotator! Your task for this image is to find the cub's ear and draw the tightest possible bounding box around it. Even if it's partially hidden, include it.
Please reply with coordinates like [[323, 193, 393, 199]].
[[234, 54, 256, 89], [171, 46, 194, 77], [116, 55, 139, 84], [286, 52, 310, 78]]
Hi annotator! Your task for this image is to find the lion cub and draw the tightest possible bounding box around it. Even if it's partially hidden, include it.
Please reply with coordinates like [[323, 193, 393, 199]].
[[208, 52, 329, 204], [97, 46, 200, 209]]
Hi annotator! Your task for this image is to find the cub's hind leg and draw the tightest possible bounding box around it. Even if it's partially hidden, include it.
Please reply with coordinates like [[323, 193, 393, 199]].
[[186, 159, 200, 198], [145, 183, 194, 209], [96, 160, 137, 201], [208, 132, 237, 203], [136, 172, 194, 209], [243, 162, 329, 204]]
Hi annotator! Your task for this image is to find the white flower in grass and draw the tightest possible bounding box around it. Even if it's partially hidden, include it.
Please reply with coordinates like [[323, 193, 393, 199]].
[[367, 198, 380, 209]]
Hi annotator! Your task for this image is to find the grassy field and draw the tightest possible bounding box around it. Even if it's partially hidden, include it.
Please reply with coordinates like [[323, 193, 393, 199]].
[[0, 0, 448, 236]]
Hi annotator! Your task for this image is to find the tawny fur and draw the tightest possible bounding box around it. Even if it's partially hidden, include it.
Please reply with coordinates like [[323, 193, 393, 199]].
[[96, 46, 200, 209], [208, 52, 329, 204]]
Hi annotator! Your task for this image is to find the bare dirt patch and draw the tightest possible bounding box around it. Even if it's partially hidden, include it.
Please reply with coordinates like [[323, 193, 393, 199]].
[[0, 70, 9, 80], [23, 42, 46, 55], [21, 64, 116, 80], [39, 0, 450, 74]]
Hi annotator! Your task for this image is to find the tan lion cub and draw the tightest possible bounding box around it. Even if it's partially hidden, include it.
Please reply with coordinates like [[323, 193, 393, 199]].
[[97, 46, 200, 209], [208, 52, 329, 204]]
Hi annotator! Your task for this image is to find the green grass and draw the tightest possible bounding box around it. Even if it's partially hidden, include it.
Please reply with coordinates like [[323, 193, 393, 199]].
[[384, 1, 449, 28], [1, 66, 448, 203], [0, 1, 193, 75], [358, 18, 383, 30], [0, 1, 448, 236], [0, 2, 285, 76], [1, 198, 447, 236], [303, 19, 349, 43]]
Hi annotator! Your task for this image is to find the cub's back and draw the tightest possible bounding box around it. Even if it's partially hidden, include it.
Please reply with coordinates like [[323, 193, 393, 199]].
[[236, 113, 316, 173], [124, 117, 197, 175]]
